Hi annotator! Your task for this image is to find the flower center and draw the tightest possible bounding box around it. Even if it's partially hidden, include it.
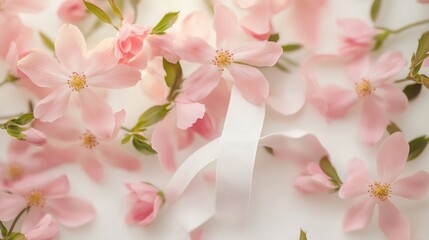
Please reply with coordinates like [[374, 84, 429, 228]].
[[81, 131, 99, 149], [67, 72, 87, 92], [0, 0, 5, 11], [212, 49, 233, 71], [355, 78, 375, 98], [6, 163, 24, 181], [368, 181, 391, 202], [26, 190, 46, 208]]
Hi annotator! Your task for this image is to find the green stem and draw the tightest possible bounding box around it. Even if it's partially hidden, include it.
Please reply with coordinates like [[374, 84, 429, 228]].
[[376, 18, 429, 34], [394, 78, 414, 83], [7, 207, 29, 236], [0, 113, 23, 120]]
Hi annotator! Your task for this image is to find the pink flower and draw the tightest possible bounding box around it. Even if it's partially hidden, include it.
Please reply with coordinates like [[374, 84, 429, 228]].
[[24, 214, 59, 240], [294, 162, 337, 194], [337, 18, 375, 58], [0, 174, 95, 228], [175, 4, 282, 104], [115, 19, 151, 68], [57, 0, 88, 23], [0, 14, 32, 59], [125, 182, 165, 226], [17, 24, 141, 139], [306, 51, 408, 145], [339, 133, 429, 239], [22, 128, 47, 146], [418, 0, 429, 3]]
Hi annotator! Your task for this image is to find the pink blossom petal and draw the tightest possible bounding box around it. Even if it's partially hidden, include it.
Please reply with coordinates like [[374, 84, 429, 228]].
[[110, 110, 126, 140], [320, 85, 358, 119], [377, 132, 409, 183], [17, 52, 68, 88], [339, 158, 372, 199], [34, 87, 71, 122], [47, 197, 95, 227], [359, 97, 388, 146], [392, 171, 429, 199], [343, 199, 376, 232], [228, 64, 269, 104], [55, 24, 86, 71], [375, 84, 408, 114], [368, 51, 407, 83], [175, 102, 206, 130], [151, 117, 177, 171], [294, 175, 335, 194], [213, 4, 240, 48], [181, 11, 211, 40], [88, 64, 141, 89], [25, 214, 59, 240], [378, 201, 410, 240], [192, 114, 217, 139], [84, 38, 118, 76], [4, 0, 48, 13], [34, 116, 81, 141], [233, 41, 282, 67], [182, 64, 222, 101], [79, 88, 116, 139], [21, 209, 45, 233], [80, 152, 104, 182], [347, 55, 370, 81], [240, 3, 271, 36], [0, 193, 27, 221], [126, 198, 162, 226], [337, 18, 374, 40], [174, 36, 215, 64], [98, 144, 141, 171], [234, 0, 258, 8], [41, 175, 70, 199]]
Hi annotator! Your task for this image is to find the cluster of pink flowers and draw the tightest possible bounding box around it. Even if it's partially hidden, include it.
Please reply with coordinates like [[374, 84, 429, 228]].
[[1, 0, 429, 239]]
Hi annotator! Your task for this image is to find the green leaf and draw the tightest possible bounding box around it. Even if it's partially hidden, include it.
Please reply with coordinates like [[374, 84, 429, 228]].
[[268, 33, 280, 42], [6, 124, 24, 139], [386, 121, 401, 135], [370, 0, 382, 22], [403, 83, 422, 101], [372, 31, 389, 51], [121, 134, 131, 144], [38, 32, 55, 52], [83, 1, 114, 25], [8, 232, 26, 240], [299, 229, 307, 240], [108, 0, 124, 20], [414, 31, 429, 68], [408, 135, 429, 161], [135, 104, 170, 129], [274, 62, 290, 72], [319, 156, 343, 186], [163, 58, 183, 101], [1, 221, 7, 237], [12, 113, 34, 126], [132, 136, 157, 155], [151, 12, 180, 34], [282, 44, 302, 52]]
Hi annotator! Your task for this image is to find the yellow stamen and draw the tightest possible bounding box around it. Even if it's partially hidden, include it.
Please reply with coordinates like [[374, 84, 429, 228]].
[[26, 190, 46, 208], [212, 49, 233, 71], [81, 131, 99, 149], [368, 181, 391, 202], [6, 163, 24, 181], [67, 72, 87, 92], [355, 78, 375, 98]]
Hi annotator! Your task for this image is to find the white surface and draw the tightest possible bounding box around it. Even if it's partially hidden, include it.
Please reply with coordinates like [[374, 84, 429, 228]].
[[1, 0, 429, 239]]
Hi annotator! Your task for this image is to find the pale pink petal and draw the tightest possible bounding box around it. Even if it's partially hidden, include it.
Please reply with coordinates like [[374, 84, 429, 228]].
[[268, 71, 306, 115], [174, 36, 215, 63], [80, 152, 104, 182], [41, 175, 70, 199], [182, 64, 222, 101], [47, 197, 95, 227], [377, 132, 409, 183], [57, 0, 87, 23], [343, 199, 376, 232], [6, 42, 19, 77], [337, 18, 374, 40], [21, 209, 45, 233], [98, 144, 141, 171], [368, 51, 407, 83], [374, 84, 408, 114], [190, 228, 205, 240], [294, 175, 336, 194], [176, 128, 195, 150], [22, 128, 47, 146], [339, 158, 372, 199], [110, 110, 126, 140], [191, 114, 217, 139], [228, 64, 269, 104], [320, 85, 358, 119], [392, 171, 429, 199], [181, 11, 211, 40], [34, 116, 81, 141], [4, 0, 47, 13], [233, 41, 282, 67], [25, 214, 59, 240], [213, 4, 240, 48], [84, 38, 118, 76], [175, 102, 206, 130], [378, 201, 410, 240], [359, 97, 388, 146], [34, 87, 71, 122], [151, 117, 177, 171], [0, 193, 27, 221], [346, 55, 370, 81], [88, 64, 141, 89], [55, 24, 86, 71], [234, 0, 258, 8], [17, 52, 68, 87], [240, 2, 271, 36], [79, 88, 116, 139], [126, 197, 162, 226]]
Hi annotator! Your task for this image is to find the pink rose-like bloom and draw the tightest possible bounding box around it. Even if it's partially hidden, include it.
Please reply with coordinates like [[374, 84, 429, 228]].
[[125, 182, 164, 226], [57, 0, 88, 23], [306, 51, 408, 145], [17, 24, 141, 139], [24, 214, 59, 240], [115, 19, 151, 68], [22, 128, 47, 146], [294, 162, 337, 194], [339, 133, 429, 239], [175, 4, 282, 105], [337, 18, 375, 58], [0, 174, 95, 228]]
